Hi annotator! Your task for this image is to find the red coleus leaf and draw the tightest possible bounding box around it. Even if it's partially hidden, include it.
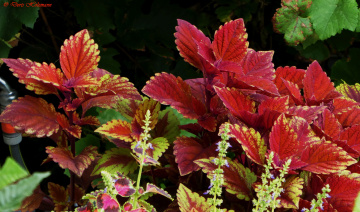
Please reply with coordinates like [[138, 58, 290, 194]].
[[214, 86, 256, 115], [325, 174, 360, 211], [228, 124, 266, 165], [238, 49, 279, 95], [56, 113, 82, 139], [281, 79, 304, 105], [174, 19, 211, 71], [114, 175, 136, 197], [303, 61, 341, 104], [196, 158, 257, 200], [60, 29, 100, 80], [96, 193, 119, 212], [287, 105, 326, 123], [313, 108, 342, 140], [80, 74, 142, 114], [20, 187, 46, 212], [1, 58, 58, 95], [259, 96, 289, 114], [340, 125, 360, 155], [300, 140, 356, 174], [173, 136, 217, 176], [48, 182, 67, 204], [334, 106, 360, 128], [270, 114, 299, 161], [144, 183, 172, 199], [177, 184, 212, 212], [278, 176, 304, 209], [0, 95, 60, 137], [95, 120, 133, 142], [274, 66, 306, 91], [46, 146, 98, 177], [336, 83, 360, 103], [332, 97, 359, 114], [27, 62, 68, 92], [142, 72, 206, 120], [212, 18, 248, 63]]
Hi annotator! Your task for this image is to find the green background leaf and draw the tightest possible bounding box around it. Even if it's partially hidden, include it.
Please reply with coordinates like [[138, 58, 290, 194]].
[[310, 0, 359, 40]]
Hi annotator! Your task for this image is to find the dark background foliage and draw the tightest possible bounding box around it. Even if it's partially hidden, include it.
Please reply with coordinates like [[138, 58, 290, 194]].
[[2, 0, 360, 203]]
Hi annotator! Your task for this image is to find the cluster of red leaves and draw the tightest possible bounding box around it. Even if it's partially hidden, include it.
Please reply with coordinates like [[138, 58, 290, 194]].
[[0, 29, 141, 211], [142, 19, 360, 211], [2, 18, 360, 212]]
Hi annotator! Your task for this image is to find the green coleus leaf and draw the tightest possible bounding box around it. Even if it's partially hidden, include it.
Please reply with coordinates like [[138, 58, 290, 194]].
[[195, 157, 256, 201], [273, 0, 313, 46], [177, 183, 212, 212], [92, 148, 137, 176], [309, 0, 359, 40]]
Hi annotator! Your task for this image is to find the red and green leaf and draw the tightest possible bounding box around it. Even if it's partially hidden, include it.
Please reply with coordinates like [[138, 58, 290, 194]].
[[279, 176, 304, 209], [195, 158, 256, 201], [336, 83, 360, 103], [144, 183, 172, 199], [114, 176, 136, 197], [177, 183, 212, 212], [212, 19, 248, 63], [131, 98, 160, 140], [96, 193, 119, 212], [300, 141, 356, 174], [92, 148, 137, 176], [228, 124, 266, 165], [0, 95, 60, 137], [46, 146, 98, 177], [173, 136, 217, 176], [60, 29, 100, 80]]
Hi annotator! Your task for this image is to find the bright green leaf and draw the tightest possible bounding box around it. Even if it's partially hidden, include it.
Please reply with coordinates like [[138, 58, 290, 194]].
[[310, 0, 359, 40], [0, 157, 28, 190], [0, 172, 49, 212]]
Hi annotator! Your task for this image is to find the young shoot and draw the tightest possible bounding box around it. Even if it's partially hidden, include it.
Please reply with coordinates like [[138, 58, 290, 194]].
[[253, 152, 291, 212], [205, 123, 232, 212]]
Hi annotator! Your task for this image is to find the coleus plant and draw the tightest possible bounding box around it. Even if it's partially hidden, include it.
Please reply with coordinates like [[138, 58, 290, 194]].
[[0, 29, 142, 211], [2, 16, 360, 212], [141, 18, 360, 211]]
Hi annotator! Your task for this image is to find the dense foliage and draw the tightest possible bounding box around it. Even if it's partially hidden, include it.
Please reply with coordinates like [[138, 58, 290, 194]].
[[2, 0, 360, 211]]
